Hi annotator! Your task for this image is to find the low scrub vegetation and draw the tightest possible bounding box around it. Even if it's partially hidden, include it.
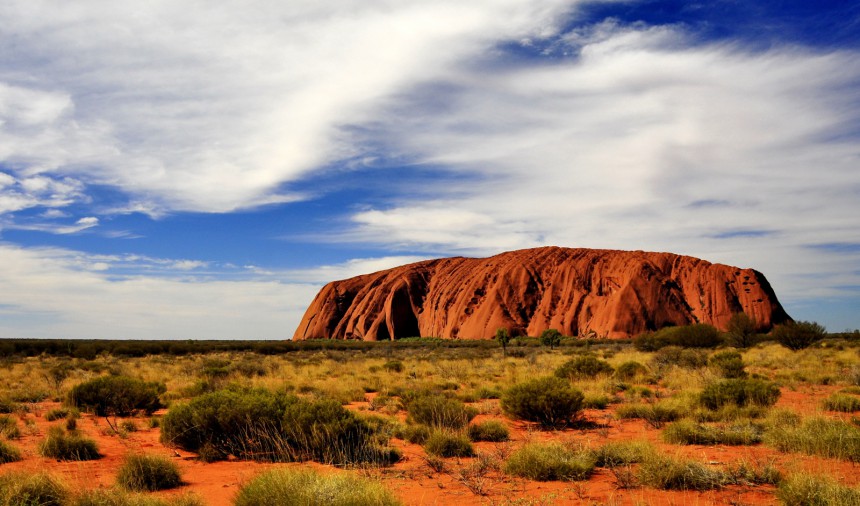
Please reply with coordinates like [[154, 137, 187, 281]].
[[592, 440, 655, 467], [662, 419, 763, 445], [501, 377, 584, 428], [823, 393, 860, 412], [634, 323, 722, 351], [234, 468, 402, 506], [160, 388, 397, 465], [0, 471, 67, 506], [616, 401, 685, 428], [637, 453, 727, 491], [708, 350, 747, 378], [765, 412, 860, 462], [467, 420, 509, 442], [405, 392, 477, 429], [699, 378, 780, 410], [0, 439, 21, 464], [423, 430, 473, 458], [554, 355, 614, 380], [505, 442, 595, 481], [67, 375, 165, 417], [38, 426, 100, 461], [777, 473, 860, 506], [116, 453, 182, 492]]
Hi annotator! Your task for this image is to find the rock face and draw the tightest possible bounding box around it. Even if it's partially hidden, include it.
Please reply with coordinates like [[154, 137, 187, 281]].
[[293, 247, 791, 340]]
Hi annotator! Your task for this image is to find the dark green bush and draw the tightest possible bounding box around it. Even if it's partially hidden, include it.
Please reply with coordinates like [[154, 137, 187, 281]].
[[725, 313, 758, 348], [699, 379, 780, 410], [424, 430, 473, 458], [652, 346, 708, 369], [38, 426, 100, 461], [382, 360, 404, 373], [160, 388, 395, 465], [501, 377, 584, 428], [405, 393, 476, 429], [116, 453, 182, 491], [398, 424, 432, 445], [467, 420, 509, 442], [772, 320, 826, 351], [554, 356, 614, 380], [504, 443, 595, 481], [539, 329, 562, 349], [634, 324, 722, 351], [708, 351, 747, 379], [615, 361, 648, 380], [68, 376, 165, 417]]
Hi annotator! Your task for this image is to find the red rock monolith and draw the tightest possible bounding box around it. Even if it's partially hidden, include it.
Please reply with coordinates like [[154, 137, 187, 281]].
[[292, 247, 791, 340]]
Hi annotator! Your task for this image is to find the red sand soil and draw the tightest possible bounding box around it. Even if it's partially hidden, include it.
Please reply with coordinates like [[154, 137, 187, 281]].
[[2, 387, 858, 505]]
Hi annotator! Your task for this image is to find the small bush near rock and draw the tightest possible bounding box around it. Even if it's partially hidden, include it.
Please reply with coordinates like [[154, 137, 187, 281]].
[[708, 351, 747, 379], [501, 377, 584, 429], [116, 453, 182, 491], [234, 468, 402, 506]]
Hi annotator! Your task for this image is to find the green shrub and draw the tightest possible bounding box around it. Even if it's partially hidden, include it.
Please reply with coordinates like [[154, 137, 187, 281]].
[[0, 472, 68, 506], [160, 388, 394, 465], [116, 453, 182, 491], [773, 320, 826, 350], [501, 377, 584, 428], [45, 408, 77, 422], [662, 420, 762, 445], [504, 443, 595, 481], [615, 401, 685, 428], [424, 430, 474, 458], [475, 386, 502, 399], [699, 379, 780, 410], [592, 440, 655, 467], [539, 329, 562, 350], [555, 356, 614, 380], [68, 376, 165, 417], [652, 346, 708, 369], [708, 351, 747, 379], [583, 394, 610, 410], [398, 424, 432, 445], [0, 398, 18, 414], [634, 324, 722, 351], [615, 361, 648, 380], [765, 415, 860, 462], [38, 426, 100, 461], [234, 468, 402, 506], [777, 473, 860, 506], [405, 393, 476, 429], [0, 439, 21, 464], [823, 393, 860, 413], [467, 420, 509, 442], [637, 453, 727, 490]]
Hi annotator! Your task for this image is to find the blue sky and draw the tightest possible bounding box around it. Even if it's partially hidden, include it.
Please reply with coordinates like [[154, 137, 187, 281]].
[[0, 0, 858, 339]]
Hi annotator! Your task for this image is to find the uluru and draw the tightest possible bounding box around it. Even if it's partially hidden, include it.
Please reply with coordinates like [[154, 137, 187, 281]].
[[293, 247, 791, 340]]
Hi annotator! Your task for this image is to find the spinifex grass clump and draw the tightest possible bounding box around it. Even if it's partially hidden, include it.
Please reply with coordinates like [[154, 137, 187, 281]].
[[0, 472, 68, 506], [615, 401, 685, 428], [764, 410, 860, 462], [0, 415, 19, 440], [501, 377, 584, 428], [116, 453, 182, 492], [160, 388, 397, 465], [504, 442, 595, 481], [38, 426, 100, 461], [699, 379, 780, 410], [777, 473, 860, 506], [75, 489, 205, 506], [708, 351, 747, 379], [823, 393, 860, 412], [0, 439, 21, 463], [591, 440, 655, 468], [424, 430, 474, 458], [662, 419, 763, 446], [234, 468, 402, 506], [467, 420, 509, 442], [68, 375, 165, 417], [637, 453, 728, 491], [404, 391, 477, 429]]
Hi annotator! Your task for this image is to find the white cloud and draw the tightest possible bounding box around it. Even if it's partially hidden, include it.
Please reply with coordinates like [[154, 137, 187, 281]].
[[341, 25, 860, 308], [0, 244, 319, 339], [281, 255, 432, 283], [0, 0, 575, 213]]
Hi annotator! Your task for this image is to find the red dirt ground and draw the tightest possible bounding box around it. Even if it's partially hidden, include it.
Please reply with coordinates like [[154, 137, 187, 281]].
[[2, 385, 858, 505]]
